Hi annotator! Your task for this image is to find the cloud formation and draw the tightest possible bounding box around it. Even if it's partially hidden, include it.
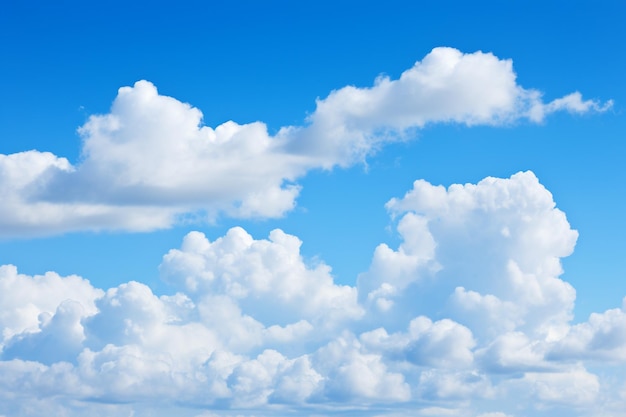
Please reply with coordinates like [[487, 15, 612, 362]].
[[2, 172, 626, 416], [0, 47, 611, 237]]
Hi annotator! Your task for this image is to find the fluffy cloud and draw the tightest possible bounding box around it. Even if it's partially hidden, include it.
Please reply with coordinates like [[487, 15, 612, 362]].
[[416, 369, 493, 401], [475, 331, 552, 374], [549, 298, 626, 362], [508, 366, 601, 407], [160, 227, 363, 335], [2, 300, 87, 364], [0, 48, 610, 237], [360, 316, 475, 369], [359, 171, 578, 344], [228, 349, 324, 406], [2, 171, 625, 416], [0, 265, 102, 345], [313, 334, 411, 402]]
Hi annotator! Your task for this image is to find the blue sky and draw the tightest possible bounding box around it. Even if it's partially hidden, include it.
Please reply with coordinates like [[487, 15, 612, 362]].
[[1, 1, 625, 416]]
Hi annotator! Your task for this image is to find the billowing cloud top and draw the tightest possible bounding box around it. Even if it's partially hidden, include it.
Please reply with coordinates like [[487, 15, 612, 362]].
[[0, 47, 611, 237], [2, 171, 625, 417]]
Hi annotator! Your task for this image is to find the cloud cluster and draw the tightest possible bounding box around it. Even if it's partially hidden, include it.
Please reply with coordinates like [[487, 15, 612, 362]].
[[0, 47, 611, 237], [2, 172, 626, 416]]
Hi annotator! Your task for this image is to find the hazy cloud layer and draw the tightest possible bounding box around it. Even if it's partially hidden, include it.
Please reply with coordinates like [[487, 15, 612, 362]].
[[0, 48, 611, 237], [2, 172, 626, 416]]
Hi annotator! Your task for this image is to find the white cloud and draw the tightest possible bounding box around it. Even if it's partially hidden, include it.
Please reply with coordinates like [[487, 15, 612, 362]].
[[160, 227, 363, 334], [0, 264, 102, 346], [313, 334, 411, 402], [1, 171, 625, 416], [0, 48, 610, 237], [76, 344, 192, 402], [531, 92, 614, 122], [228, 349, 323, 407], [519, 367, 600, 407], [475, 331, 552, 374], [549, 298, 626, 362], [417, 369, 493, 401], [357, 212, 440, 314], [83, 281, 220, 363], [359, 171, 578, 342], [2, 300, 87, 364], [360, 316, 475, 369], [270, 355, 323, 404], [448, 287, 520, 336]]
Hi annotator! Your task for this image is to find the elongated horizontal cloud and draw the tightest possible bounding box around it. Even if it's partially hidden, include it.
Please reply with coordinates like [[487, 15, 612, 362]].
[[0, 47, 611, 237], [2, 172, 626, 416]]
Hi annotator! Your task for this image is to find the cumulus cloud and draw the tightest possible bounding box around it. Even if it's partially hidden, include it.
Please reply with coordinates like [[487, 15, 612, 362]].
[[360, 316, 476, 369], [475, 331, 553, 374], [0, 265, 102, 345], [2, 171, 625, 417], [159, 227, 363, 335], [417, 369, 493, 401], [0, 48, 611, 237], [2, 300, 87, 364], [509, 366, 601, 407], [359, 171, 578, 343], [313, 334, 411, 402], [549, 298, 626, 362]]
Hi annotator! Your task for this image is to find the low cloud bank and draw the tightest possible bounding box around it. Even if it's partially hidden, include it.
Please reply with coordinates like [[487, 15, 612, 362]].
[[1, 172, 624, 416]]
